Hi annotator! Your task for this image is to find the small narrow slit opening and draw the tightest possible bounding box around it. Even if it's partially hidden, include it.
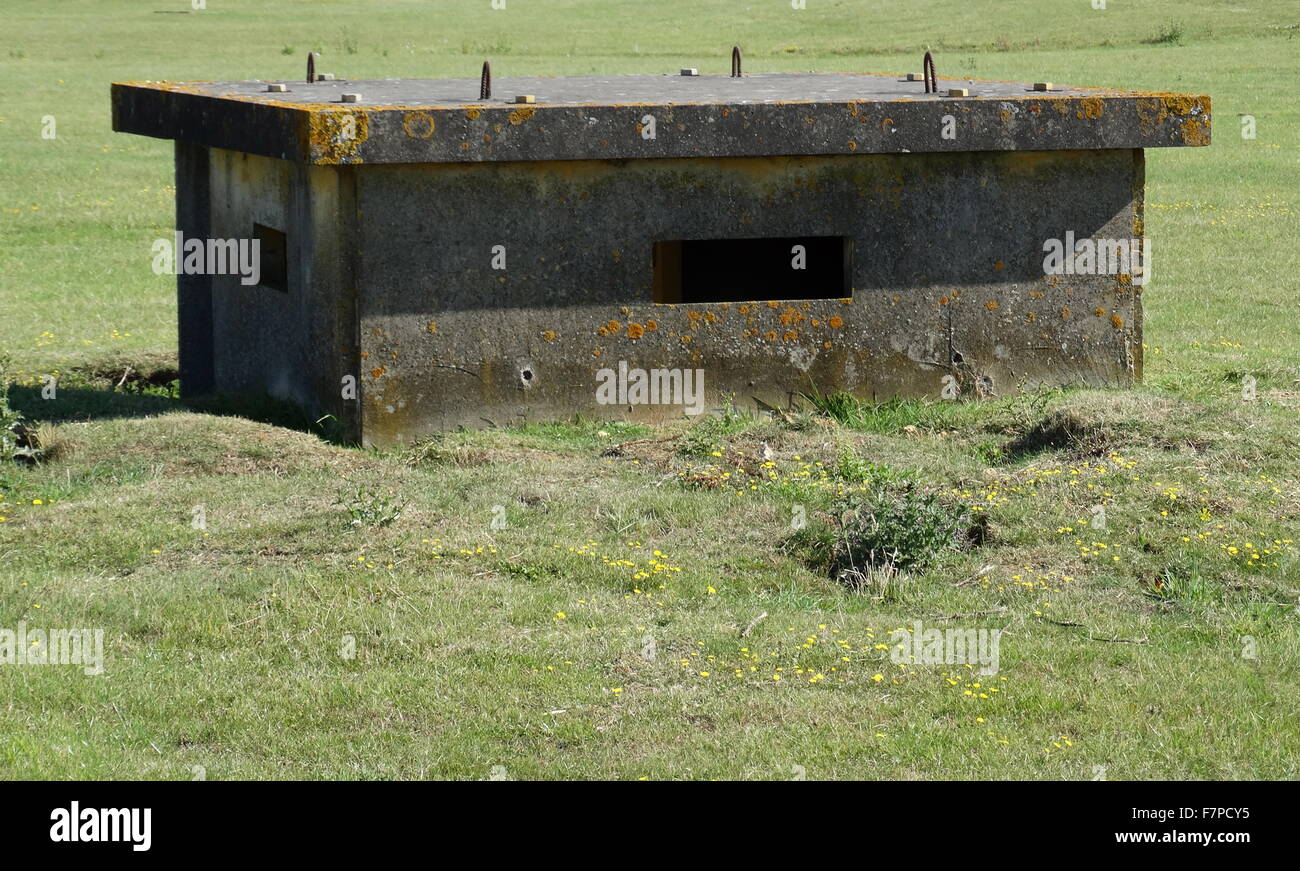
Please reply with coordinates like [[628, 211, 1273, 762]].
[[253, 223, 288, 292]]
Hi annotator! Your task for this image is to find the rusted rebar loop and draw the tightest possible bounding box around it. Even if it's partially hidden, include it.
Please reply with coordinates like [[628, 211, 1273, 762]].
[[480, 61, 492, 100], [923, 51, 936, 93], [307, 51, 317, 84], [731, 46, 742, 77]]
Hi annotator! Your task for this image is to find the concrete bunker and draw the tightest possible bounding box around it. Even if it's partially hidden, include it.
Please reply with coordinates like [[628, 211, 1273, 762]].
[[111, 57, 1210, 446]]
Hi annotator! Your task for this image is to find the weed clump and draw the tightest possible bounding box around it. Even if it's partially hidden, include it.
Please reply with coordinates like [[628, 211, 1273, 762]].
[[1145, 21, 1185, 45], [336, 487, 407, 528], [675, 395, 748, 459], [0, 355, 62, 463], [0, 354, 22, 462], [792, 476, 983, 591], [832, 482, 979, 573]]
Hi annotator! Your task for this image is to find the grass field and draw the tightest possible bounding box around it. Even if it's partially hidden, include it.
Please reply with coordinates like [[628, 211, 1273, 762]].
[[1, 0, 1298, 780]]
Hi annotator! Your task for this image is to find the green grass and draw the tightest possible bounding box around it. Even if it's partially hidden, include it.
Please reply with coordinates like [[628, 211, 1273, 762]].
[[1, 0, 1298, 780]]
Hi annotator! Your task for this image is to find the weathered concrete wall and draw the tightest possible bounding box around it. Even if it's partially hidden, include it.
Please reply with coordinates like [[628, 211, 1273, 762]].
[[175, 141, 214, 398], [355, 148, 1143, 446], [203, 148, 358, 437]]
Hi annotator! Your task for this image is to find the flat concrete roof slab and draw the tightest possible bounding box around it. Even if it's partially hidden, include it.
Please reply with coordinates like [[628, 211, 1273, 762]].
[[112, 72, 1210, 165], [129, 73, 1122, 106]]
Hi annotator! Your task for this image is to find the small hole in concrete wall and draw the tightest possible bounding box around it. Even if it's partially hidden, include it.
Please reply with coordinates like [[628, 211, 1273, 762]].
[[951, 350, 964, 364], [520, 367, 534, 385], [653, 236, 852, 303], [253, 223, 288, 292]]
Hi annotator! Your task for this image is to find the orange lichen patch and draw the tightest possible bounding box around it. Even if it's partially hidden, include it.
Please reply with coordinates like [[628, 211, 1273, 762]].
[[1094, 307, 1106, 317], [1060, 306, 1071, 319], [999, 109, 1012, 124], [1135, 94, 1211, 144], [840, 298, 853, 305], [880, 117, 893, 131], [1110, 314, 1125, 329], [782, 330, 798, 341], [848, 140, 858, 151], [940, 296, 951, 305], [680, 335, 692, 344], [596, 327, 609, 336], [1026, 312, 1037, 323], [738, 304, 752, 315], [811, 318, 821, 327], [1134, 97, 1165, 130], [1161, 95, 1199, 115], [985, 300, 999, 311], [307, 110, 370, 164], [592, 348, 602, 357], [1180, 115, 1211, 146], [828, 316, 844, 329], [360, 351, 370, 359], [1028, 290, 1045, 299], [993, 260, 1005, 271], [763, 330, 778, 341], [1047, 276, 1060, 288], [426, 320, 438, 334], [402, 111, 436, 139], [541, 330, 558, 342], [626, 323, 645, 339], [823, 341, 833, 349], [704, 311, 718, 324], [1076, 97, 1104, 120], [370, 367, 385, 379], [465, 107, 481, 120], [508, 107, 535, 125], [687, 311, 702, 322], [642, 320, 657, 332], [606, 320, 622, 333]]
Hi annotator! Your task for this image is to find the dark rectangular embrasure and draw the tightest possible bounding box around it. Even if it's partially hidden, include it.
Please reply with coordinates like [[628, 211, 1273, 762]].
[[653, 236, 852, 303], [253, 223, 288, 292]]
